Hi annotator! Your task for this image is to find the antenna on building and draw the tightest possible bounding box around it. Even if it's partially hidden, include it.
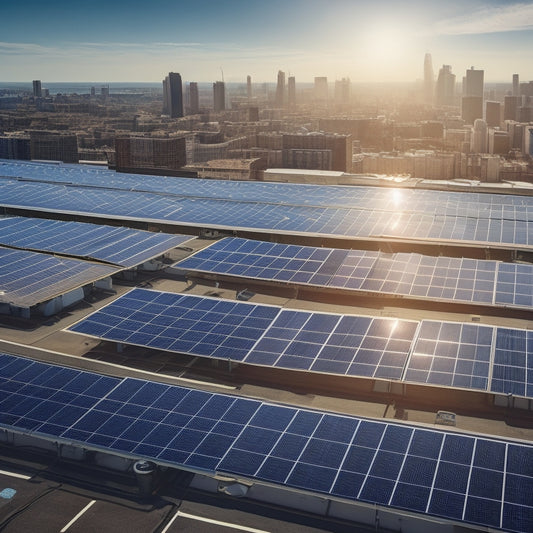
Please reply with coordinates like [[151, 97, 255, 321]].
[[220, 68, 224, 83]]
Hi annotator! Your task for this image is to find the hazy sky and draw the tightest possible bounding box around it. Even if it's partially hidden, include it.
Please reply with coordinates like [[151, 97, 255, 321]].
[[1, 0, 532, 83]]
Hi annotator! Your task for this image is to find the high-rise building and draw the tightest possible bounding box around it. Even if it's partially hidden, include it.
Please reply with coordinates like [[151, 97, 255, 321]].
[[213, 81, 225, 112], [314, 77, 328, 103], [504, 95, 521, 121], [32, 80, 42, 98], [435, 65, 455, 106], [189, 82, 199, 114], [462, 96, 483, 125], [334, 78, 350, 105], [247, 75, 252, 99], [163, 72, 183, 118], [471, 119, 488, 153], [275, 70, 285, 107], [288, 76, 296, 109], [485, 101, 501, 128], [423, 53, 434, 104], [513, 74, 520, 97], [464, 67, 484, 97]]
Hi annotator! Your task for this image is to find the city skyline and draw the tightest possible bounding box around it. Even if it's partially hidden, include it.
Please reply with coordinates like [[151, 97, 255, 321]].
[[1, 0, 532, 84]]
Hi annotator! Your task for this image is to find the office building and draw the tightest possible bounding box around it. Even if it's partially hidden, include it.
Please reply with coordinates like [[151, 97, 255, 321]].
[[188, 82, 199, 114], [275, 70, 285, 107], [464, 67, 484, 97], [504, 95, 521, 121], [423, 53, 434, 104], [485, 101, 501, 128], [471, 119, 488, 153], [29, 131, 79, 163], [461, 96, 483, 125], [213, 81, 225, 112], [281, 133, 351, 172], [115, 136, 186, 172], [163, 72, 183, 118], [314, 77, 328, 104], [32, 80, 42, 98], [513, 74, 520, 96], [434, 65, 455, 106], [524, 125, 533, 156], [247, 75, 252, 99], [488, 129, 510, 155], [334, 78, 350, 105], [288, 76, 296, 109]]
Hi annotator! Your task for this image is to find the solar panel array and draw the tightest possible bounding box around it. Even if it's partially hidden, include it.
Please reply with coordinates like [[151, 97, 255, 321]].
[[1, 159, 533, 223], [1, 352, 531, 533], [0, 216, 193, 268], [0, 247, 119, 308], [174, 237, 529, 309], [0, 169, 531, 249], [68, 288, 533, 398]]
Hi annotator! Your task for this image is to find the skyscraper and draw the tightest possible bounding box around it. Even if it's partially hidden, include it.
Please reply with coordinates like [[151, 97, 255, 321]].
[[288, 76, 296, 109], [276, 70, 285, 107], [163, 72, 183, 118], [314, 77, 328, 103], [32, 80, 42, 98], [189, 82, 199, 114], [423, 53, 434, 104], [462, 96, 483, 125], [334, 78, 350, 105], [247, 75, 252, 99], [513, 74, 519, 97], [435, 65, 455, 106], [464, 67, 484, 97], [485, 101, 501, 128], [213, 81, 225, 112]]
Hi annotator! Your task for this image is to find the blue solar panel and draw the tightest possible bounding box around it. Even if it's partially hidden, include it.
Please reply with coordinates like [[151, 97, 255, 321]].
[[492, 328, 532, 397], [404, 321, 492, 390], [1, 163, 532, 249], [0, 247, 120, 308], [175, 237, 531, 310], [1, 353, 533, 533]]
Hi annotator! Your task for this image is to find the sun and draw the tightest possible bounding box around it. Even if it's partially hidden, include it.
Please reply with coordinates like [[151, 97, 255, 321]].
[[354, 22, 416, 81]]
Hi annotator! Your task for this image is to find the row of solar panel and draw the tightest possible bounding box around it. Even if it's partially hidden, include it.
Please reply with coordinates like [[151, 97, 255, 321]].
[[67, 288, 533, 399], [0, 352, 531, 533], [0, 216, 192, 268], [0, 177, 531, 248], [0, 216, 192, 307], [174, 237, 533, 309], [1, 160, 532, 223], [0, 247, 120, 308]]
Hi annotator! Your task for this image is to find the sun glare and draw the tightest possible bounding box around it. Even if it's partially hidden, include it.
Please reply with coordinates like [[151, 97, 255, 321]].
[[354, 22, 415, 80]]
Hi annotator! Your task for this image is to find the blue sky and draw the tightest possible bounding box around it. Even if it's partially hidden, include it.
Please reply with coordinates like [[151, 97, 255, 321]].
[[1, 0, 532, 83]]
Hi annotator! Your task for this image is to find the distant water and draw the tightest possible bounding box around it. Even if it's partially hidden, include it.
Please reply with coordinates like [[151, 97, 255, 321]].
[[0, 82, 162, 94]]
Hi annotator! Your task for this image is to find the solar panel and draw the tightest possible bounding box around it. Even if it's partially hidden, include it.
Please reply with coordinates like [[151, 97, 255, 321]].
[[403, 321, 493, 390], [0, 216, 192, 268], [68, 289, 533, 399], [69, 288, 281, 362], [495, 263, 533, 308], [492, 328, 532, 397], [246, 310, 417, 380], [1, 160, 532, 226], [0, 247, 119, 308], [0, 174, 531, 249], [175, 237, 530, 309], [1, 352, 532, 533]]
